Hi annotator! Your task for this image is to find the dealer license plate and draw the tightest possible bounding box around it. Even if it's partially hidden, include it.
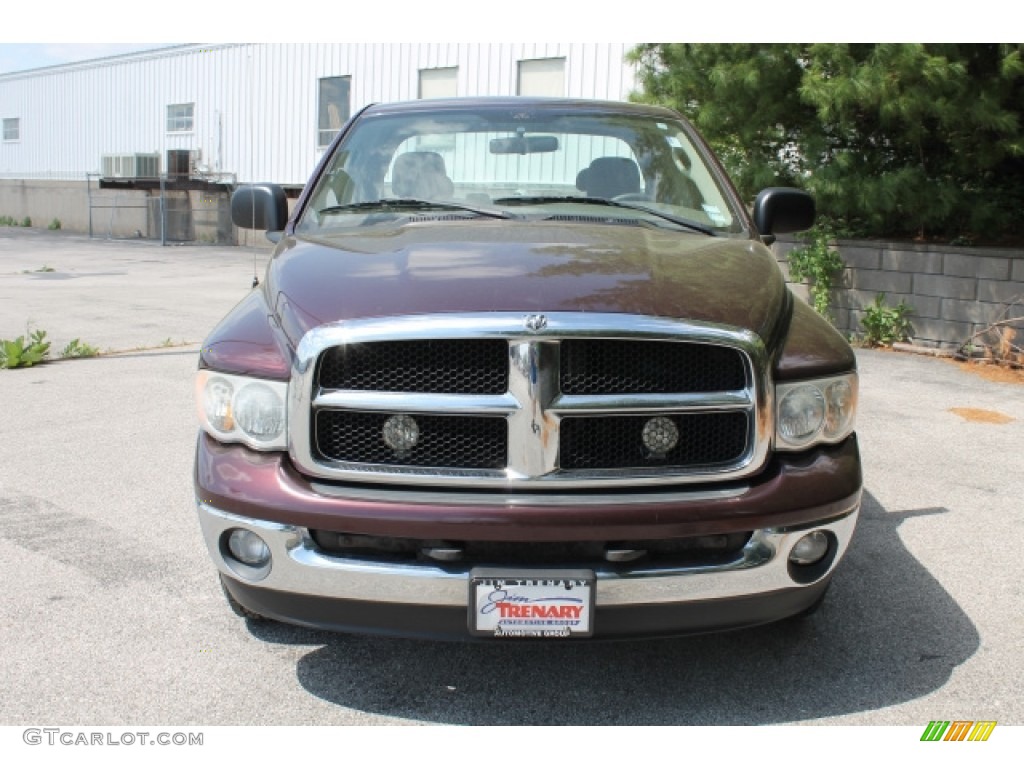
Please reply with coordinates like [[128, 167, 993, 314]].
[[469, 568, 595, 638]]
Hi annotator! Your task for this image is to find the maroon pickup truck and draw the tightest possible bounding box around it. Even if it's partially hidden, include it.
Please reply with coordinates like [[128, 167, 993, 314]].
[[195, 97, 861, 640]]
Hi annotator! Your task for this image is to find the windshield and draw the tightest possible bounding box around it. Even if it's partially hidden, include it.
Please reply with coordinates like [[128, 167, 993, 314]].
[[297, 104, 745, 236]]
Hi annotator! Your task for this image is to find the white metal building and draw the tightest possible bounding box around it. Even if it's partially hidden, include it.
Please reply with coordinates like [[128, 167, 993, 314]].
[[0, 43, 639, 188]]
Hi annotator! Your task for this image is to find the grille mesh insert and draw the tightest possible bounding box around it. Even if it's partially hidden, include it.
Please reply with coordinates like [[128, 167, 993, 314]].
[[561, 339, 746, 394], [316, 411, 507, 469], [318, 340, 508, 394], [560, 412, 749, 470]]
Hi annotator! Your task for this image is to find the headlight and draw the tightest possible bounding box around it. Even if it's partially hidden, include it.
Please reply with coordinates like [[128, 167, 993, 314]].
[[775, 373, 857, 450], [196, 370, 288, 451], [234, 382, 286, 439]]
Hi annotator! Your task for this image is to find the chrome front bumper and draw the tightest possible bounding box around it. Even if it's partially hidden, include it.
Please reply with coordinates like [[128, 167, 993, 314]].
[[197, 500, 860, 610]]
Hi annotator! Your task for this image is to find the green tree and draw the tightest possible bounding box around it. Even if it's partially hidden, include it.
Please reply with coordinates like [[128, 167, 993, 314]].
[[629, 44, 814, 195], [629, 43, 1024, 241]]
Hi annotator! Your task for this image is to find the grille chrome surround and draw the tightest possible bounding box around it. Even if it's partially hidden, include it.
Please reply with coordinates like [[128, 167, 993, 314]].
[[288, 313, 771, 488]]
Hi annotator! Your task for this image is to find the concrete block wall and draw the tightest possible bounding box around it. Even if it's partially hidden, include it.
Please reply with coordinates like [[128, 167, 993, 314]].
[[775, 238, 1024, 351]]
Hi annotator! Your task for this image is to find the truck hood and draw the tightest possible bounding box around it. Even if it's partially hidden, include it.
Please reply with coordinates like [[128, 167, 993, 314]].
[[267, 220, 790, 347]]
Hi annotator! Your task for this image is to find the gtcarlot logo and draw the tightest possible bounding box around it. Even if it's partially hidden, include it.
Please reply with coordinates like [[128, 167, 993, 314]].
[[920, 721, 997, 742], [23, 729, 203, 747]]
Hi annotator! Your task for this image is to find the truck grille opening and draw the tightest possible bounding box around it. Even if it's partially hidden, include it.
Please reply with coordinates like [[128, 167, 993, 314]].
[[315, 411, 507, 469], [317, 339, 508, 394], [308, 530, 753, 568], [299, 317, 763, 487], [560, 412, 749, 470], [560, 339, 746, 394]]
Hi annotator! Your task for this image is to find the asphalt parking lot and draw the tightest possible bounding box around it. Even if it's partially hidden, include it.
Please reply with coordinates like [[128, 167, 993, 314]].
[[1, 228, 1022, 726]]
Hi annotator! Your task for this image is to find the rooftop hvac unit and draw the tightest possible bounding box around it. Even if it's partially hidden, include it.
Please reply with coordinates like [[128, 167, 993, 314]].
[[101, 153, 161, 179]]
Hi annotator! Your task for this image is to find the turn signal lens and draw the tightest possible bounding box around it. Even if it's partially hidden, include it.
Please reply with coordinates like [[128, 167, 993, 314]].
[[203, 377, 235, 432], [823, 380, 855, 439]]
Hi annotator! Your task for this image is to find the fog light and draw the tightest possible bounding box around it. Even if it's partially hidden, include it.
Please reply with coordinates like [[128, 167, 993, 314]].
[[642, 416, 679, 457], [789, 531, 829, 565], [383, 414, 420, 455], [227, 529, 271, 567]]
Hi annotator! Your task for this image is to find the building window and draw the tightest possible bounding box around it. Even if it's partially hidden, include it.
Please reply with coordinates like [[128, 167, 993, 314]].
[[318, 76, 351, 147], [2, 118, 19, 141], [167, 103, 194, 133], [419, 67, 458, 99], [517, 58, 566, 97]]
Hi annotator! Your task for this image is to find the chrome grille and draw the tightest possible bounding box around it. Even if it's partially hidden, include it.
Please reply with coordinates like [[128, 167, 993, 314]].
[[291, 313, 769, 488]]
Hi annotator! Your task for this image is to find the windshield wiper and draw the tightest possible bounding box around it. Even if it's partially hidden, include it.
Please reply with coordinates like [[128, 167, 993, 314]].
[[492, 195, 715, 236], [318, 198, 512, 220]]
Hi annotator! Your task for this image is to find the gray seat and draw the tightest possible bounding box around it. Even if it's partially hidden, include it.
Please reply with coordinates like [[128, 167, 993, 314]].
[[391, 151, 454, 200], [575, 156, 642, 199]]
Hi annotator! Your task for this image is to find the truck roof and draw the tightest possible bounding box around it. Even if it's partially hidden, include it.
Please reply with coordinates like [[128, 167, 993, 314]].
[[360, 96, 682, 120]]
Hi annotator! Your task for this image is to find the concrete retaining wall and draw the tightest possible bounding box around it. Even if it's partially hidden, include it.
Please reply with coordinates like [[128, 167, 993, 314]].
[[0, 179, 93, 232], [775, 237, 1024, 351], [0, 179, 234, 244]]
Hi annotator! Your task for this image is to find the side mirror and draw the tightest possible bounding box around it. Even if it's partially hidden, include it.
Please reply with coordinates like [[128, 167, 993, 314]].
[[231, 184, 289, 234], [752, 188, 815, 241]]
